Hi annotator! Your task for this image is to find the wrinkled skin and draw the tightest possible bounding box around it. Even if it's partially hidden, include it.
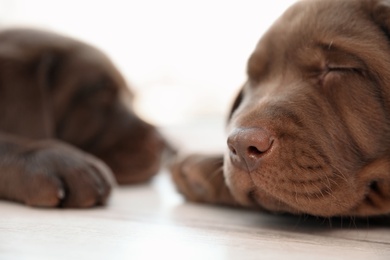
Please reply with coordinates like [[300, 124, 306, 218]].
[[0, 29, 167, 208], [172, 0, 390, 217]]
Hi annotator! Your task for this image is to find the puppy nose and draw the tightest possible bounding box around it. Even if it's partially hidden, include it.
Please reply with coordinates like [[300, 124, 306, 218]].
[[227, 127, 274, 172]]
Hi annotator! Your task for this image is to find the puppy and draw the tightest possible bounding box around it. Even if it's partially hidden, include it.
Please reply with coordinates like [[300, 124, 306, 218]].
[[171, 0, 390, 217], [0, 29, 166, 207]]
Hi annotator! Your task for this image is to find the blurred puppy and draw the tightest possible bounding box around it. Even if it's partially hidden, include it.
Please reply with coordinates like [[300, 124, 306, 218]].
[[0, 29, 167, 207]]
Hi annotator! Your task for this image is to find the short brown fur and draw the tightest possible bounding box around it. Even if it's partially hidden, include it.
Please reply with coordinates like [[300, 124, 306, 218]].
[[0, 29, 167, 208], [172, 0, 390, 217]]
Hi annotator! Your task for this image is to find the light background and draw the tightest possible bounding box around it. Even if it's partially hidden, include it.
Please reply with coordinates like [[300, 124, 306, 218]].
[[0, 0, 296, 126]]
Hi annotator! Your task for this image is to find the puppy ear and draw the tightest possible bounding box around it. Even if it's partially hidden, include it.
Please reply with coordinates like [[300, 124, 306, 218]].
[[371, 0, 390, 36], [227, 88, 243, 122]]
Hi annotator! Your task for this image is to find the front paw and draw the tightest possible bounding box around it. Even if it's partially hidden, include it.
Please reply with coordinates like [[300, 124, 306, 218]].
[[170, 154, 235, 205], [21, 141, 116, 208]]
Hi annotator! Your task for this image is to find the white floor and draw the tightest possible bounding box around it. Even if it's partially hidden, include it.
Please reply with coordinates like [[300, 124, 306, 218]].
[[1, 123, 390, 260], [1, 170, 390, 260]]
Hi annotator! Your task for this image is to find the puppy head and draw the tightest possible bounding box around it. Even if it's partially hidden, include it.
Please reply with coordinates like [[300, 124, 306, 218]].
[[225, 0, 390, 217], [48, 42, 167, 184]]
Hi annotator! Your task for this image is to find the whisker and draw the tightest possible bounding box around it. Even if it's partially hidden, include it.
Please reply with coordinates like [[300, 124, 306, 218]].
[[333, 170, 349, 183], [294, 184, 299, 204], [311, 182, 326, 199], [303, 184, 312, 204], [206, 165, 223, 182]]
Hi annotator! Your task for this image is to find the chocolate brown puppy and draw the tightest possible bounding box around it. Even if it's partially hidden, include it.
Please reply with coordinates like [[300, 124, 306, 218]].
[[0, 29, 166, 207], [172, 0, 390, 217]]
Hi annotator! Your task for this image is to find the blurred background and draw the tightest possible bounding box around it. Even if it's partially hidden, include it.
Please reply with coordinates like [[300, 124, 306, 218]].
[[0, 0, 296, 151]]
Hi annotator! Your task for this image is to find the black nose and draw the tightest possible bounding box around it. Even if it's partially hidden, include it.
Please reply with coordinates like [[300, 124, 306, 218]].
[[227, 127, 274, 172]]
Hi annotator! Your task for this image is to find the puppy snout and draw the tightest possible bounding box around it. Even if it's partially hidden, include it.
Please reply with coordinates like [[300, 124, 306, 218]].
[[227, 127, 274, 172]]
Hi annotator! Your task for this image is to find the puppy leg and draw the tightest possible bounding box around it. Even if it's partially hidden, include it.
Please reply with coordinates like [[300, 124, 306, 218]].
[[0, 133, 115, 208], [171, 154, 239, 207]]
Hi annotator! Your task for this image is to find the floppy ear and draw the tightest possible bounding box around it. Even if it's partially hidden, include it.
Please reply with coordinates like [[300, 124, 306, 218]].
[[227, 88, 243, 123], [0, 51, 53, 139], [371, 0, 390, 36]]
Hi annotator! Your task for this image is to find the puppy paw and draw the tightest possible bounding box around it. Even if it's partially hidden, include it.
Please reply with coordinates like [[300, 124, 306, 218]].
[[170, 154, 237, 206], [20, 141, 116, 208]]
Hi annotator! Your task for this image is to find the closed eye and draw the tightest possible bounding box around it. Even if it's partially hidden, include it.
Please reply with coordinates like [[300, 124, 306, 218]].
[[324, 65, 365, 79], [320, 65, 364, 85], [327, 66, 361, 73]]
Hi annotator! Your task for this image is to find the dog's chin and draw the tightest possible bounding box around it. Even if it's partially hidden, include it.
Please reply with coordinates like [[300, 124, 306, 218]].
[[222, 154, 293, 213], [223, 154, 369, 217], [95, 126, 168, 184], [106, 144, 166, 184]]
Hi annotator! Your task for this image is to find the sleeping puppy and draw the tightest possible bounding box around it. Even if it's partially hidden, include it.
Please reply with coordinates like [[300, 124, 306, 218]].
[[0, 29, 166, 207], [171, 0, 390, 217]]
